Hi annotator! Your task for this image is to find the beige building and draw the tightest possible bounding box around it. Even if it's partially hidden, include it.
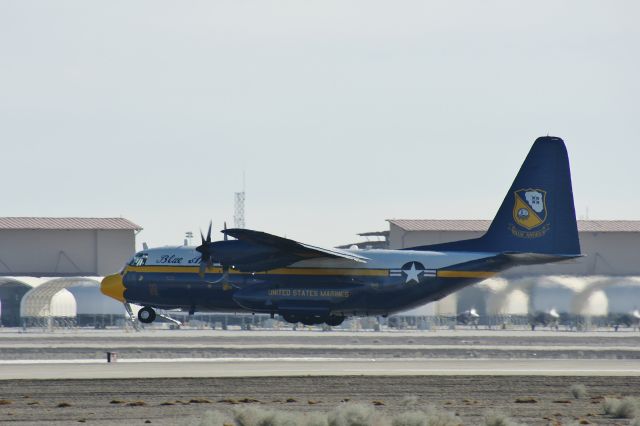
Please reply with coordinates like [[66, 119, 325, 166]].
[[388, 219, 640, 276], [0, 217, 141, 276], [0, 218, 141, 326], [387, 219, 640, 316]]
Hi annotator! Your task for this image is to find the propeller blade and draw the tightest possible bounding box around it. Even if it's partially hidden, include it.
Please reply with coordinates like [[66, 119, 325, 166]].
[[224, 221, 228, 241], [199, 260, 206, 278], [200, 230, 205, 245], [206, 221, 212, 243]]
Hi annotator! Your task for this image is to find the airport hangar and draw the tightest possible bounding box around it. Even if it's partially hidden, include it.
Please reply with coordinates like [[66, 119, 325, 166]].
[[386, 219, 640, 319], [0, 217, 141, 327]]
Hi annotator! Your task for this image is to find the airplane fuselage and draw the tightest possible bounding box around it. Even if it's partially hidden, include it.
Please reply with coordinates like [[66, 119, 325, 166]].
[[104, 246, 507, 323]]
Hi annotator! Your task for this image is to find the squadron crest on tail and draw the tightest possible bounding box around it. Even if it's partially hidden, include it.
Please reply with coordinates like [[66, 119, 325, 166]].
[[510, 188, 550, 238]]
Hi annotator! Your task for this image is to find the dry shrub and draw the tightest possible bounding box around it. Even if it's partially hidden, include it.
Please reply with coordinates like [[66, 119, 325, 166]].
[[570, 384, 588, 399], [602, 396, 639, 418], [392, 411, 428, 426], [483, 410, 524, 426], [188, 410, 234, 426], [0, 400, 12, 405], [110, 399, 125, 404], [372, 400, 385, 406], [160, 401, 175, 406], [400, 395, 419, 407], [327, 403, 376, 426], [57, 402, 72, 408], [192, 403, 460, 426], [127, 401, 147, 407], [189, 398, 211, 404], [392, 408, 461, 426], [233, 406, 300, 426], [305, 411, 329, 426], [239, 398, 260, 404]]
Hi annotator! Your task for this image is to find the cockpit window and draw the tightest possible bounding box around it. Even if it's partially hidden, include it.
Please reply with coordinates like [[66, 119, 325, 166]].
[[129, 253, 148, 267]]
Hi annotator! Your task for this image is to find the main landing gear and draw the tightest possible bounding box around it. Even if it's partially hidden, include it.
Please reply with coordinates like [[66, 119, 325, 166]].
[[281, 313, 345, 326], [138, 306, 157, 323]]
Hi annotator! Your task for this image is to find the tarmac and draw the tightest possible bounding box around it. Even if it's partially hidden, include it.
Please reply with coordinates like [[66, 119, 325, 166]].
[[0, 358, 639, 380]]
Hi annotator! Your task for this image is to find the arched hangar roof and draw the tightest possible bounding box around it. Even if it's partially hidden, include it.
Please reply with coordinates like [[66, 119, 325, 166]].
[[20, 277, 101, 318]]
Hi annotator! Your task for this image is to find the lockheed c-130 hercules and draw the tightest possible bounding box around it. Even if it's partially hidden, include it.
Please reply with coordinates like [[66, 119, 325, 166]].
[[101, 136, 582, 326]]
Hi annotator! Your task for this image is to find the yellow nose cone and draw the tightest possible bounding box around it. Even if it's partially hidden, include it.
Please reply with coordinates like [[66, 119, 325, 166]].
[[101, 273, 126, 302]]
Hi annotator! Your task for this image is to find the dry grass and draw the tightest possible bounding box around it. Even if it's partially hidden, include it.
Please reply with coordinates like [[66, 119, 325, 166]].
[[602, 396, 639, 419], [109, 399, 125, 404], [327, 403, 376, 426], [400, 395, 419, 407], [0, 399, 12, 405], [392, 407, 462, 426], [570, 384, 588, 399], [483, 410, 525, 426], [189, 398, 211, 404], [191, 403, 462, 426]]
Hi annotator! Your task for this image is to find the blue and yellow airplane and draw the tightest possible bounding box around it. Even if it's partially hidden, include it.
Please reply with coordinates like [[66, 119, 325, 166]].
[[101, 136, 581, 326]]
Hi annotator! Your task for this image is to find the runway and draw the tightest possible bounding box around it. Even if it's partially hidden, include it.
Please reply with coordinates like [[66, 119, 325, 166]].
[[1, 358, 639, 380], [1, 330, 639, 425]]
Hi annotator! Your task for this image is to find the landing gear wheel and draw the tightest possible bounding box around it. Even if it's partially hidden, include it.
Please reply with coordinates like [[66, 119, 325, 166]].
[[138, 306, 156, 323], [325, 315, 345, 326]]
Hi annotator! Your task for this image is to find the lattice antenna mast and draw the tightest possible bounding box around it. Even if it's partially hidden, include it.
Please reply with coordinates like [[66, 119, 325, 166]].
[[234, 172, 246, 228]]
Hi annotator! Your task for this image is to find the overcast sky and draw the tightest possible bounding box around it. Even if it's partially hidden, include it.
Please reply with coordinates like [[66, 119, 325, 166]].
[[1, 1, 638, 249]]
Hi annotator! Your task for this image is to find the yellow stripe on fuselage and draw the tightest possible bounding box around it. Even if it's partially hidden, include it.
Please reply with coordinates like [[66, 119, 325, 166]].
[[124, 266, 495, 279], [124, 265, 388, 277], [437, 270, 496, 279]]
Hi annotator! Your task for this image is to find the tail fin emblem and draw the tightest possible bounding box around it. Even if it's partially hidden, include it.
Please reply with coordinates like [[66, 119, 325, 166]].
[[513, 189, 547, 230]]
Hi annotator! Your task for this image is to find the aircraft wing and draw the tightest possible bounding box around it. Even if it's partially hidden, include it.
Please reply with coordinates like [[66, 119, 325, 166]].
[[222, 228, 368, 264]]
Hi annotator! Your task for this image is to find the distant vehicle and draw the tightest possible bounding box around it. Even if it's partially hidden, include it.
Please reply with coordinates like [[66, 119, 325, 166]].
[[456, 309, 480, 327], [610, 309, 640, 331], [529, 308, 561, 330], [101, 137, 582, 326]]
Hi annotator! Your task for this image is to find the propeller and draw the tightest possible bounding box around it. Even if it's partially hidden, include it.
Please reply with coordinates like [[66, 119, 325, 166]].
[[195, 221, 232, 281], [196, 221, 213, 278]]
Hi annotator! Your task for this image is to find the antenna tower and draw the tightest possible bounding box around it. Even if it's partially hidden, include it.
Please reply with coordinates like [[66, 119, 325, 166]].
[[234, 172, 246, 228]]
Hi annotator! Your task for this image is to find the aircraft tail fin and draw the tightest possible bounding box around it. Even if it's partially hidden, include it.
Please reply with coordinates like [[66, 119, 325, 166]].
[[410, 136, 581, 256]]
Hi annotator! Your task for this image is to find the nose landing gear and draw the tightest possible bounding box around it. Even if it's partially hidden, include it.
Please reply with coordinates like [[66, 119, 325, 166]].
[[138, 306, 157, 323]]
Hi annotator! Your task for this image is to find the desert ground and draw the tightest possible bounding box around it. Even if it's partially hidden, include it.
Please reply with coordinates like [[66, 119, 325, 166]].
[[0, 328, 639, 425]]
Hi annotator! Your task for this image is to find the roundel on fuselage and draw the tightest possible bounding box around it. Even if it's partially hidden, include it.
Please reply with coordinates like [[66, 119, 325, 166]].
[[400, 261, 426, 284]]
